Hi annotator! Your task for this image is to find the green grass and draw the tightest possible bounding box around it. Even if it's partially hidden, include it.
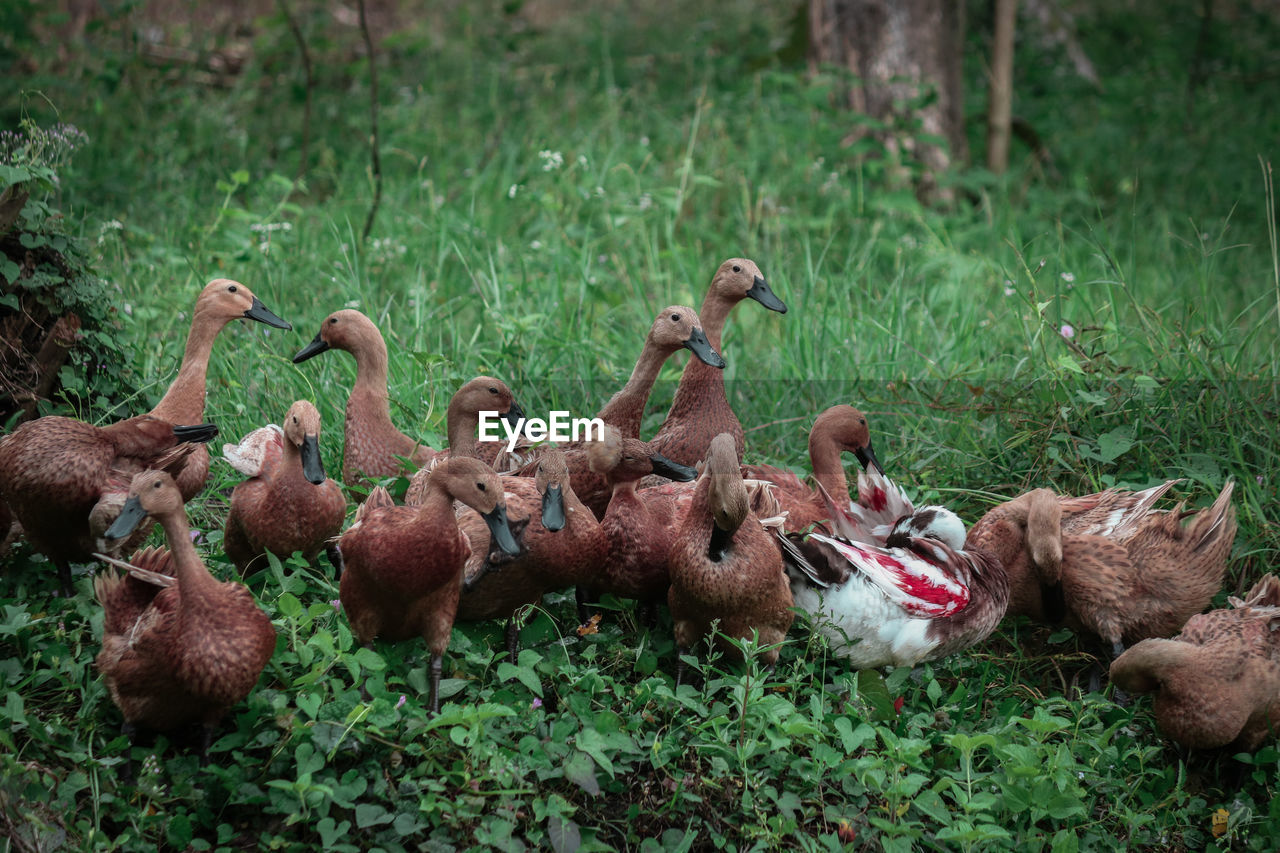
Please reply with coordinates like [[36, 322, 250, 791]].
[[3, 0, 1280, 849]]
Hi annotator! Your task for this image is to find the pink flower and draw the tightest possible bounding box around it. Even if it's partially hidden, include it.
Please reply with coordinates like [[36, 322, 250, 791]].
[[395, 695, 406, 710], [531, 697, 543, 710], [330, 599, 342, 612], [1060, 324, 1075, 340]]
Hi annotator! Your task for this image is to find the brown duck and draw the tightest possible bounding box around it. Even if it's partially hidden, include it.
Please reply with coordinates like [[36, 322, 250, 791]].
[[577, 426, 698, 615], [293, 311, 523, 483], [668, 434, 794, 679], [0, 416, 218, 594], [967, 481, 1237, 657], [222, 400, 347, 574], [0, 279, 288, 593], [648, 258, 786, 467], [455, 448, 607, 661], [1111, 574, 1280, 751], [333, 456, 520, 713], [401, 377, 525, 505], [510, 305, 723, 517], [147, 279, 292, 498], [740, 404, 883, 534], [93, 470, 276, 753]]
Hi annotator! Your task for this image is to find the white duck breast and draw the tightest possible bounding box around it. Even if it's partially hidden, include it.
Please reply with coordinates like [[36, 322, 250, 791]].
[[791, 574, 937, 668]]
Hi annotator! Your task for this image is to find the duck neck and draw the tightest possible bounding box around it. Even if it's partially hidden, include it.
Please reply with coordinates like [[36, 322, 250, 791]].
[[156, 508, 220, 603], [663, 293, 735, 419], [596, 339, 671, 439], [607, 477, 641, 508], [686, 476, 724, 561], [415, 481, 455, 521], [446, 405, 479, 458], [809, 432, 851, 500], [149, 312, 229, 424], [697, 291, 734, 350], [346, 337, 397, 432], [281, 437, 303, 479]]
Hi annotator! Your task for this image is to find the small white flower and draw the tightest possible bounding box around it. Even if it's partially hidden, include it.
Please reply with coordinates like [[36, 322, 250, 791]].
[[539, 150, 564, 172], [1060, 271, 1075, 283], [640, 136, 650, 147], [530, 240, 543, 250], [576, 154, 588, 167], [594, 186, 605, 198], [638, 193, 653, 211], [507, 184, 521, 199], [123, 303, 133, 316], [344, 299, 360, 309]]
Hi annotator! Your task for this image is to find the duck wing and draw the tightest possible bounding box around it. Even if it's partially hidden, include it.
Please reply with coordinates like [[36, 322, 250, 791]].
[[222, 424, 284, 477], [817, 467, 914, 545], [1061, 480, 1180, 539], [791, 531, 971, 618]]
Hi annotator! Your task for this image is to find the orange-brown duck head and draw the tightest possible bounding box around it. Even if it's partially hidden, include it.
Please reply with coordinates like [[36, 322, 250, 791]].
[[103, 470, 184, 541], [647, 306, 725, 368], [197, 279, 292, 330], [587, 426, 697, 484], [708, 258, 786, 314], [813, 404, 883, 474], [283, 400, 327, 485], [291, 308, 381, 363]]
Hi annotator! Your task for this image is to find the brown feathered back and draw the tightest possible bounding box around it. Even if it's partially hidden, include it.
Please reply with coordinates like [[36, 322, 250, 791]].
[[1111, 574, 1280, 750]]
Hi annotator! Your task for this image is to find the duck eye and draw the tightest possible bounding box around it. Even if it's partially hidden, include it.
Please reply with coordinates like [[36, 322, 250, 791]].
[[228, 284, 238, 293], [860, 418, 866, 425], [489, 387, 498, 394], [477, 482, 487, 492], [670, 314, 679, 322], [329, 317, 338, 324], [732, 265, 741, 273]]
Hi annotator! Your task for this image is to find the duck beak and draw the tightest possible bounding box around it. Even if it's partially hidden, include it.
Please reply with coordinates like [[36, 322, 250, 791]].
[[243, 296, 292, 330], [746, 275, 787, 314], [104, 495, 149, 541], [649, 451, 697, 482], [683, 327, 726, 369], [292, 331, 330, 363], [483, 504, 522, 557], [172, 422, 219, 444], [541, 484, 566, 532], [503, 401, 527, 435], [855, 442, 884, 475], [301, 434, 327, 485]]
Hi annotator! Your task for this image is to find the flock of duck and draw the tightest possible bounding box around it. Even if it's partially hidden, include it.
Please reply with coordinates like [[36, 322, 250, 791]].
[[0, 260, 1275, 762]]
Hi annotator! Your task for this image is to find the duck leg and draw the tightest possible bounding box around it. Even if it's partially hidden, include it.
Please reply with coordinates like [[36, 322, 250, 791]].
[[575, 585, 596, 628], [325, 542, 344, 581], [56, 559, 73, 597], [1108, 639, 1130, 706], [428, 654, 443, 716], [674, 647, 691, 688], [199, 722, 216, 763], [504, 617, 521, 665], [119, 721, 139, 784]]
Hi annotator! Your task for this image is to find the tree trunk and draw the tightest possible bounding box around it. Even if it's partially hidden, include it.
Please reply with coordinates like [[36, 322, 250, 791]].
[[986, 0, 1018, 174], [809, 0, 967, 201]]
